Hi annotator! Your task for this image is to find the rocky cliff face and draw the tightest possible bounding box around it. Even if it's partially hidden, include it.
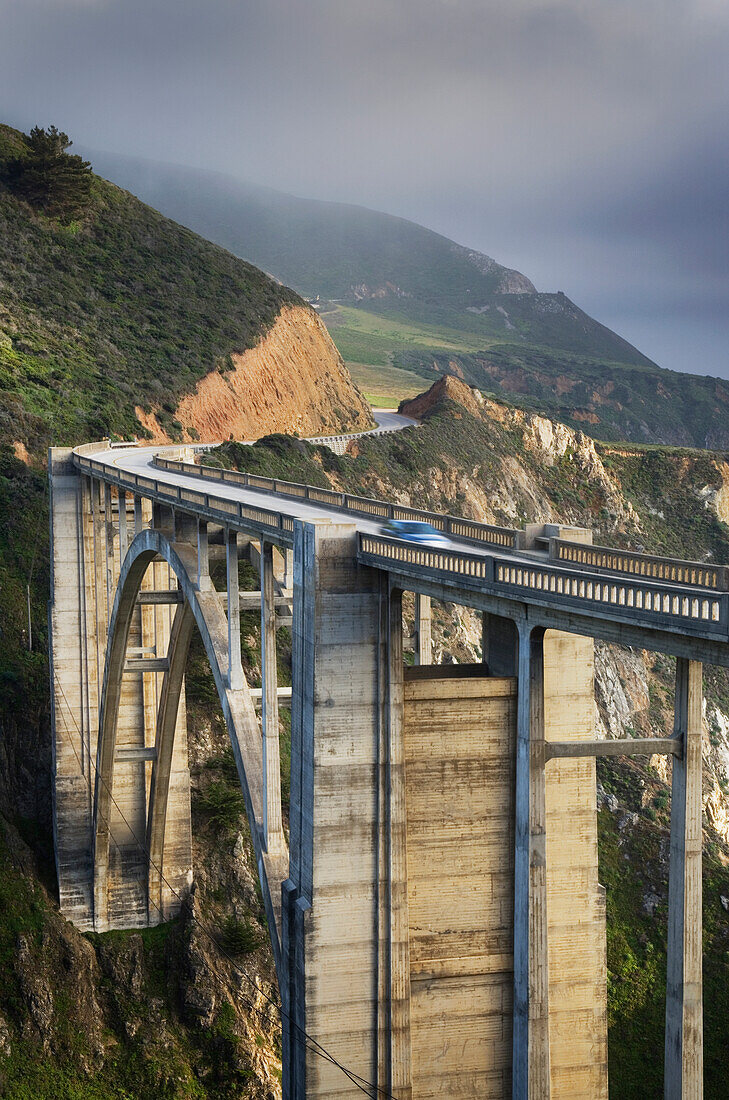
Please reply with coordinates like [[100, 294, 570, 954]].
[[135, 303, 372, 443], [398, 379, 729, 838]]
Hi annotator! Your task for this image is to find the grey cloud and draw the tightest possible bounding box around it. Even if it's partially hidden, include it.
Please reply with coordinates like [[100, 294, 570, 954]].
[[0, 0, 728, 375]]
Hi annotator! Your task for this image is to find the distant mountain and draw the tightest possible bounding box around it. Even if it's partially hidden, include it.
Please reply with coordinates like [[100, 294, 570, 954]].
[[86, 151, 540, 301], [87, 151, 729, 448]]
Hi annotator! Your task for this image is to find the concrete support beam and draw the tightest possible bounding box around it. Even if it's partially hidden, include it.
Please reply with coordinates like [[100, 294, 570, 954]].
[[284, 519, 399, 1098], [152, 501, 175, 540], [665, 658, 704, 1100], [260, 540, 284, 852], [197, 520, 209, 588], [134, 494, 143, 535], [381, 585, 413, 1099], [125, 657, 170, 673], [104, 482, 115, 616], [116, 747, 157, 763], [239, 591, 293, 610], [481, 610, 490, 666], [175, 509, 197, 546], [91, 478, 108, 684], [547, 737, 681, 759], [413, 593, 432, 666], [137, 590, 184, 605], [118, 489, 129, 561], [485, 613, 519, 678], [513, 624, 550, 1099], [226, 529, 244, 690]]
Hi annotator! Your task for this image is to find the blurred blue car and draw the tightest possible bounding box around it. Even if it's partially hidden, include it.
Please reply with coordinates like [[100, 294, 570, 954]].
[[380, 519, 450, 548]]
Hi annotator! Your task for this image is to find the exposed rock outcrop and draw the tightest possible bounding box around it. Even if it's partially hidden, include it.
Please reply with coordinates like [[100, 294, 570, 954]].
[[136, 304, 373, 443]]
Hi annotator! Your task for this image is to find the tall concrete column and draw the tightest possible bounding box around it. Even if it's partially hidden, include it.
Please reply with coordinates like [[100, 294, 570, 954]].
[[378, 584, 412, 1099], [134, 494, 143, 535], [481, 611, 490, 667], [665, 658, 703, 1100], [104, 482, 115, 615], [284, 518, 402, 1098], [197, 519, 209, 588], [90, 477, 108, 688], [484, 613, 519, 678], [50, 450, 96, 929], [260, 540, 284, 851], [413, 593, 432, 666], [226, 529, 244, 690], [513, 623, 550, 1100], [118, 489, 129, 561]]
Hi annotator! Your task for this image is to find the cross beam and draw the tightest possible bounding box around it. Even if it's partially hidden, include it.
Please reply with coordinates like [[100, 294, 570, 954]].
[[546, 737, 681, 760]]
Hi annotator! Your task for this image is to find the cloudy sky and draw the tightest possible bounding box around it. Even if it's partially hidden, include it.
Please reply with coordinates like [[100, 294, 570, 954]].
[[1, 0, 728, 377]]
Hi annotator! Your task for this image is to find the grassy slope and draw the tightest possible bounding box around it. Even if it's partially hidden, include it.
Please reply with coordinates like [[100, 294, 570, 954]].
[[0, 125, 301, 447], [324, 302, 729, 448], [345, 362, 432, 407]]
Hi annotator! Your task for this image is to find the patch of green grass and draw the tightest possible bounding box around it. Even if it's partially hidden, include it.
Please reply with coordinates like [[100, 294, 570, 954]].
[[220, 915, 263, 956], [194, 781, 246, 834], [346, 361, 432, 406]]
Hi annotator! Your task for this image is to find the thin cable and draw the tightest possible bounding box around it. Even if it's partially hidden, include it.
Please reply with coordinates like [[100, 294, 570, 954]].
[[52, 670, 393, 1099]]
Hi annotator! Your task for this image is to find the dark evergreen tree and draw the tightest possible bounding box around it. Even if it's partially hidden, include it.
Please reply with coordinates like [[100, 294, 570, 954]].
[[1, 125, 92, 219]]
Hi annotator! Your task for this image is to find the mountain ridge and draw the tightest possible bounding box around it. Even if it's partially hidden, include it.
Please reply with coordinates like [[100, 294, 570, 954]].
[[79, 148, 729, 450]]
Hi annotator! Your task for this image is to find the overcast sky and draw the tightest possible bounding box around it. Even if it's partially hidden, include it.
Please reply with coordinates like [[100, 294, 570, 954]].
[[1, 0, 728, 377]]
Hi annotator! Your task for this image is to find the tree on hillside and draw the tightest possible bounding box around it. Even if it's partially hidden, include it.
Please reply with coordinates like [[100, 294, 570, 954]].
[[1, 125, 92, 219]]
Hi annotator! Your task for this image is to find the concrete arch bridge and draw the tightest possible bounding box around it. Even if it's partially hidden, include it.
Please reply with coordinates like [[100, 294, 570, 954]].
[[49, 440, 727, 1099]]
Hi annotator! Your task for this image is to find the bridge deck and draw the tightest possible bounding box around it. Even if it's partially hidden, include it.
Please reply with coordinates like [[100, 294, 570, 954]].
[[75, 443, 729, 665]]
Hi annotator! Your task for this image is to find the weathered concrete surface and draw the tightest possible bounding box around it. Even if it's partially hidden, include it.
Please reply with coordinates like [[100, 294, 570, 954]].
[[50, 449, 96, 929], [404, 669, 517, 1099], [50, 452, 192, 931], [284, 520, 397, 1098], [402, 648, 607, 1100], [665, 659, 703, 1099], [544, 630, 608, 1099]]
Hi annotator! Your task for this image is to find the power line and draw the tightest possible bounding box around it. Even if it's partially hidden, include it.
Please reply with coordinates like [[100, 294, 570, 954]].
[[52, 670, 396, 1099]]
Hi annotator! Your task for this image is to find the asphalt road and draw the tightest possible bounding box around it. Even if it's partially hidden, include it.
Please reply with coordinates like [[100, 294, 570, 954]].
[[99, 415, 506, 561]]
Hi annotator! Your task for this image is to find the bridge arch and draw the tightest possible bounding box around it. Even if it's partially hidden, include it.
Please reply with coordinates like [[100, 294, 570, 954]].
[[92, 527, 288, 973]]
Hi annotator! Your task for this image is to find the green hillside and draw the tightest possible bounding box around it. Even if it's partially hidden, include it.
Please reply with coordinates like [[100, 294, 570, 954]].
[[0, 124, 301, 449]]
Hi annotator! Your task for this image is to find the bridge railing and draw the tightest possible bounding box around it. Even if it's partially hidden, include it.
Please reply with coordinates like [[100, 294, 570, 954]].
[[550, 538, 729, 592], [153, 456, 524, 550], [359, 534, 729, 637], [74, 453, 296, 541]]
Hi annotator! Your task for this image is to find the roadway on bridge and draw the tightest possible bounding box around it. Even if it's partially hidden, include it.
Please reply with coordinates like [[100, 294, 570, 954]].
[[100, 431, 515, 564]]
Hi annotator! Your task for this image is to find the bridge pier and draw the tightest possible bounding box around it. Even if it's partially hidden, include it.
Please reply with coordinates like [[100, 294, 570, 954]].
[[284, 518, 395, 1097], [665, 659, 703, 1099], [513, 625, 551, 1099], [413, 593, 431, 665], [260, 540, 284, 852]]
